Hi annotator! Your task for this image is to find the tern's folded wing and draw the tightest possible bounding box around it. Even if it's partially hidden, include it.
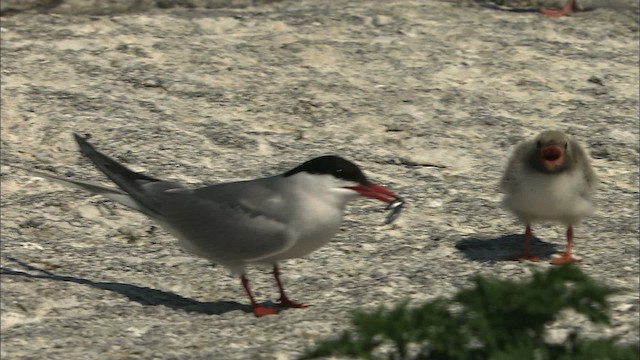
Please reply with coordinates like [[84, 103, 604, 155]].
[[144, 179, 294, 263]]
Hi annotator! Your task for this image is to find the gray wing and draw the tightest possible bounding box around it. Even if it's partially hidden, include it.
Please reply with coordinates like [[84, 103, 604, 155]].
[[54, 135, 293, 263], [570, 140, 599, 196], [500, 141, 531, 195], [27, 169, 292, 263], [72, 133, 171, 217], [144, 177, 294, 263]]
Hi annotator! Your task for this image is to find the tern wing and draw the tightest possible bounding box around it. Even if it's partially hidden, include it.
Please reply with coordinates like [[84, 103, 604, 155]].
[[500, 141, 530, 195], [570, 140, 599, 197], [77, 134, 294, 262], [151, 179, 294, 263], [72, 133, 172, 217], [29, 134, 294, 263]]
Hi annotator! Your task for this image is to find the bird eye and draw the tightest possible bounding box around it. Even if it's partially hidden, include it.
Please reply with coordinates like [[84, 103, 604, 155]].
[[536, 141, 541, 148]]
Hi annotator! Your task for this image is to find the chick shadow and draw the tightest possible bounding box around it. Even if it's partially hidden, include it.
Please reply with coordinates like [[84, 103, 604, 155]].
[[479, 3, 596, 14], [455, 234, 559, 263], [0, 257, 281, 316]]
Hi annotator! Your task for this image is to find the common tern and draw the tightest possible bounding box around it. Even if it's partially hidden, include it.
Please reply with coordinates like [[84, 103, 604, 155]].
[[500, 130, 598, 264], [25, 134, 403, 317]]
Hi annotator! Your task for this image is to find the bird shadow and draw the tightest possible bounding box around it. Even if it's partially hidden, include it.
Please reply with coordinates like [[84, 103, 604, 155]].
[[0, 257, 282, 316], [479, 3, 596, 14], [455, 234, 559, 263]]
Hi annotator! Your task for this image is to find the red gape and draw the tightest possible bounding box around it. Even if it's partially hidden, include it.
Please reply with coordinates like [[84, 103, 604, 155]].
[[542, 0, 578, 17]]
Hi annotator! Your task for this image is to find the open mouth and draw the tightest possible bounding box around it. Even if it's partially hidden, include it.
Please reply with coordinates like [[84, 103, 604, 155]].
[[541, 146, 563, 167]]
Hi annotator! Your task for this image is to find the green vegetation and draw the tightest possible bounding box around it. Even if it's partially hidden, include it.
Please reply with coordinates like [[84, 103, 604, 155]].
[[302, 265, 639, 360]]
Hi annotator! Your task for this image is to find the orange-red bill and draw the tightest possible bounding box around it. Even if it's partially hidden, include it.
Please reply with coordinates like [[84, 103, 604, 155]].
[[347, 184, 404, 224], [348, 184, 397, 203]]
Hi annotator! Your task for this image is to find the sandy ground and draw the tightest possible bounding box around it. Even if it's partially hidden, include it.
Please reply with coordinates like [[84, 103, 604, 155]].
[[1, 0, 638, 358]]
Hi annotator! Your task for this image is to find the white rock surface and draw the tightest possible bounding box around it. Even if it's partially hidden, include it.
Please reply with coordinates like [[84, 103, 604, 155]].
[[1, 0, 638, 359]]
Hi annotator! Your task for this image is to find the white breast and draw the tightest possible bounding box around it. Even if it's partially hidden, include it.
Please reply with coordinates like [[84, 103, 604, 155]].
[[503, 168, 594, 225], [256, 174, 356, 263], [266, 192, 345, 261]]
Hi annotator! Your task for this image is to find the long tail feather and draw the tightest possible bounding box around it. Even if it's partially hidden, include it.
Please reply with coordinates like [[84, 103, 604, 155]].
[[73, 134, 162, 215], [21, 167, 145, 212]]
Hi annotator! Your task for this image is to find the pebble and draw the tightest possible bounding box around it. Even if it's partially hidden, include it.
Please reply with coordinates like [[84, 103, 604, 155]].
[[75, 205, 102, 221], [373, 15, 393, 26]]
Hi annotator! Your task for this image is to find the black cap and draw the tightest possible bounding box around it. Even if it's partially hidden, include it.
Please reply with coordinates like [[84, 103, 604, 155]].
[[283, 155, 371, 185]]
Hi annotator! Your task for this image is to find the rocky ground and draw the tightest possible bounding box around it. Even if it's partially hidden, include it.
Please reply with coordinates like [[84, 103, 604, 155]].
[[1, 0, 638, 359]]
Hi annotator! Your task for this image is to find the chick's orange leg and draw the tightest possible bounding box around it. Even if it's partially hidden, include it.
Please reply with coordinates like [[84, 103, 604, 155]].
[[509, 224, 541, 262], [551, 225, 582, 265], [542, 0, 577, 17]]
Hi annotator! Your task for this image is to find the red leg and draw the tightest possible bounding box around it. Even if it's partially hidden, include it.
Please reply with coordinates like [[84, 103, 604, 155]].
[[551, 225, 581, 265], [273, 265, 309, 308], [542, 0, 577, 17], [241, 275, 279, 317], [509, 224, 541, 261]]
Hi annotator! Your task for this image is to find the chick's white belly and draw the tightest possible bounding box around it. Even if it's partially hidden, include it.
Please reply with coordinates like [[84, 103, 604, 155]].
[[503, 171, 594, 224]]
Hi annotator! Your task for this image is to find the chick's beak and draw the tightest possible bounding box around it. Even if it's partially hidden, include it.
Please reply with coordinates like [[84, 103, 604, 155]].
[[541, 145, 564, 168], [346, 184, 397, 203]]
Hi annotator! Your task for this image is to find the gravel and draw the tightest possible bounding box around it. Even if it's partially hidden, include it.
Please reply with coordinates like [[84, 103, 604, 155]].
[[1, 0, 638, 358]]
